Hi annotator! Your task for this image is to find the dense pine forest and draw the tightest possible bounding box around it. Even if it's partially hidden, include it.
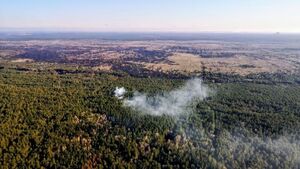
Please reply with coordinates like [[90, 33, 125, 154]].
[[0, 67, 299, 169]]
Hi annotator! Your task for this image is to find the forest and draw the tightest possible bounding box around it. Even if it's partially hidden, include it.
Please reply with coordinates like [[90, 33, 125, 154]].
[[0, 66, 299, 169]]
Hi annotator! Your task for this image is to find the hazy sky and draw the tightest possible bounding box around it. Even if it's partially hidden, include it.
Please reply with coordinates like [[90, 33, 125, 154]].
[[0, 0, 299, 32]]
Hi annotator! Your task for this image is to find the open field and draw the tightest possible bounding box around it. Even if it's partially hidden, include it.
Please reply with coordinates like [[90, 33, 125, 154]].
[[1, 37, 300, 76]]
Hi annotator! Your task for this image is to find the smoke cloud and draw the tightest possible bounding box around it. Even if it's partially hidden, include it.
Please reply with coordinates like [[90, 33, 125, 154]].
[[123, 78, 210, 116], [114, 87, 126, 99], [209, 129, 300, 168]]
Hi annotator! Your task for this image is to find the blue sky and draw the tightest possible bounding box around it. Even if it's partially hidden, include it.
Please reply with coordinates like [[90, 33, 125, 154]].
[[0, 0, 299, 32]]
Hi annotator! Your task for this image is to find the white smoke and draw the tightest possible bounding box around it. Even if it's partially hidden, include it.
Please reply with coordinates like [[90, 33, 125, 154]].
[[123, 78, 210, 116], [114, 87, 126, 99], [217, 130, 300, 168]]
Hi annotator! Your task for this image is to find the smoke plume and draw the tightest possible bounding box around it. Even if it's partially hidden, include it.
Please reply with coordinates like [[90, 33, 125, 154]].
[[123, 78, 210, 116], [114, 87, 126, 99]]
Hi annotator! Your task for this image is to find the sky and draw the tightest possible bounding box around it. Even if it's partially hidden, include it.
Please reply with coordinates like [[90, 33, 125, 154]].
[[0, 0, 300, 33]]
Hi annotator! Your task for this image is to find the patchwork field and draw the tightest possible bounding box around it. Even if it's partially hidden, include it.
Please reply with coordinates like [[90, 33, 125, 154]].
[[1, 39, 299, 76]]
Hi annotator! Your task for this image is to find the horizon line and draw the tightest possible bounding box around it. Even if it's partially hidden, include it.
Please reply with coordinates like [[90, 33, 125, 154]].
[[1, 31, 300, 35], [1, 27, 300, 34]]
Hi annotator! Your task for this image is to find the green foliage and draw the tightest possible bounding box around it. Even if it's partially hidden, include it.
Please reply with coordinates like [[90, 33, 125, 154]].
[[0, 69, 299, 168]]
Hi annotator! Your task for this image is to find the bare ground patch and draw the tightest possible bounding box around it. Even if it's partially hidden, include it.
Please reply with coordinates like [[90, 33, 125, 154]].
[[141, 53, 298, 75]]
